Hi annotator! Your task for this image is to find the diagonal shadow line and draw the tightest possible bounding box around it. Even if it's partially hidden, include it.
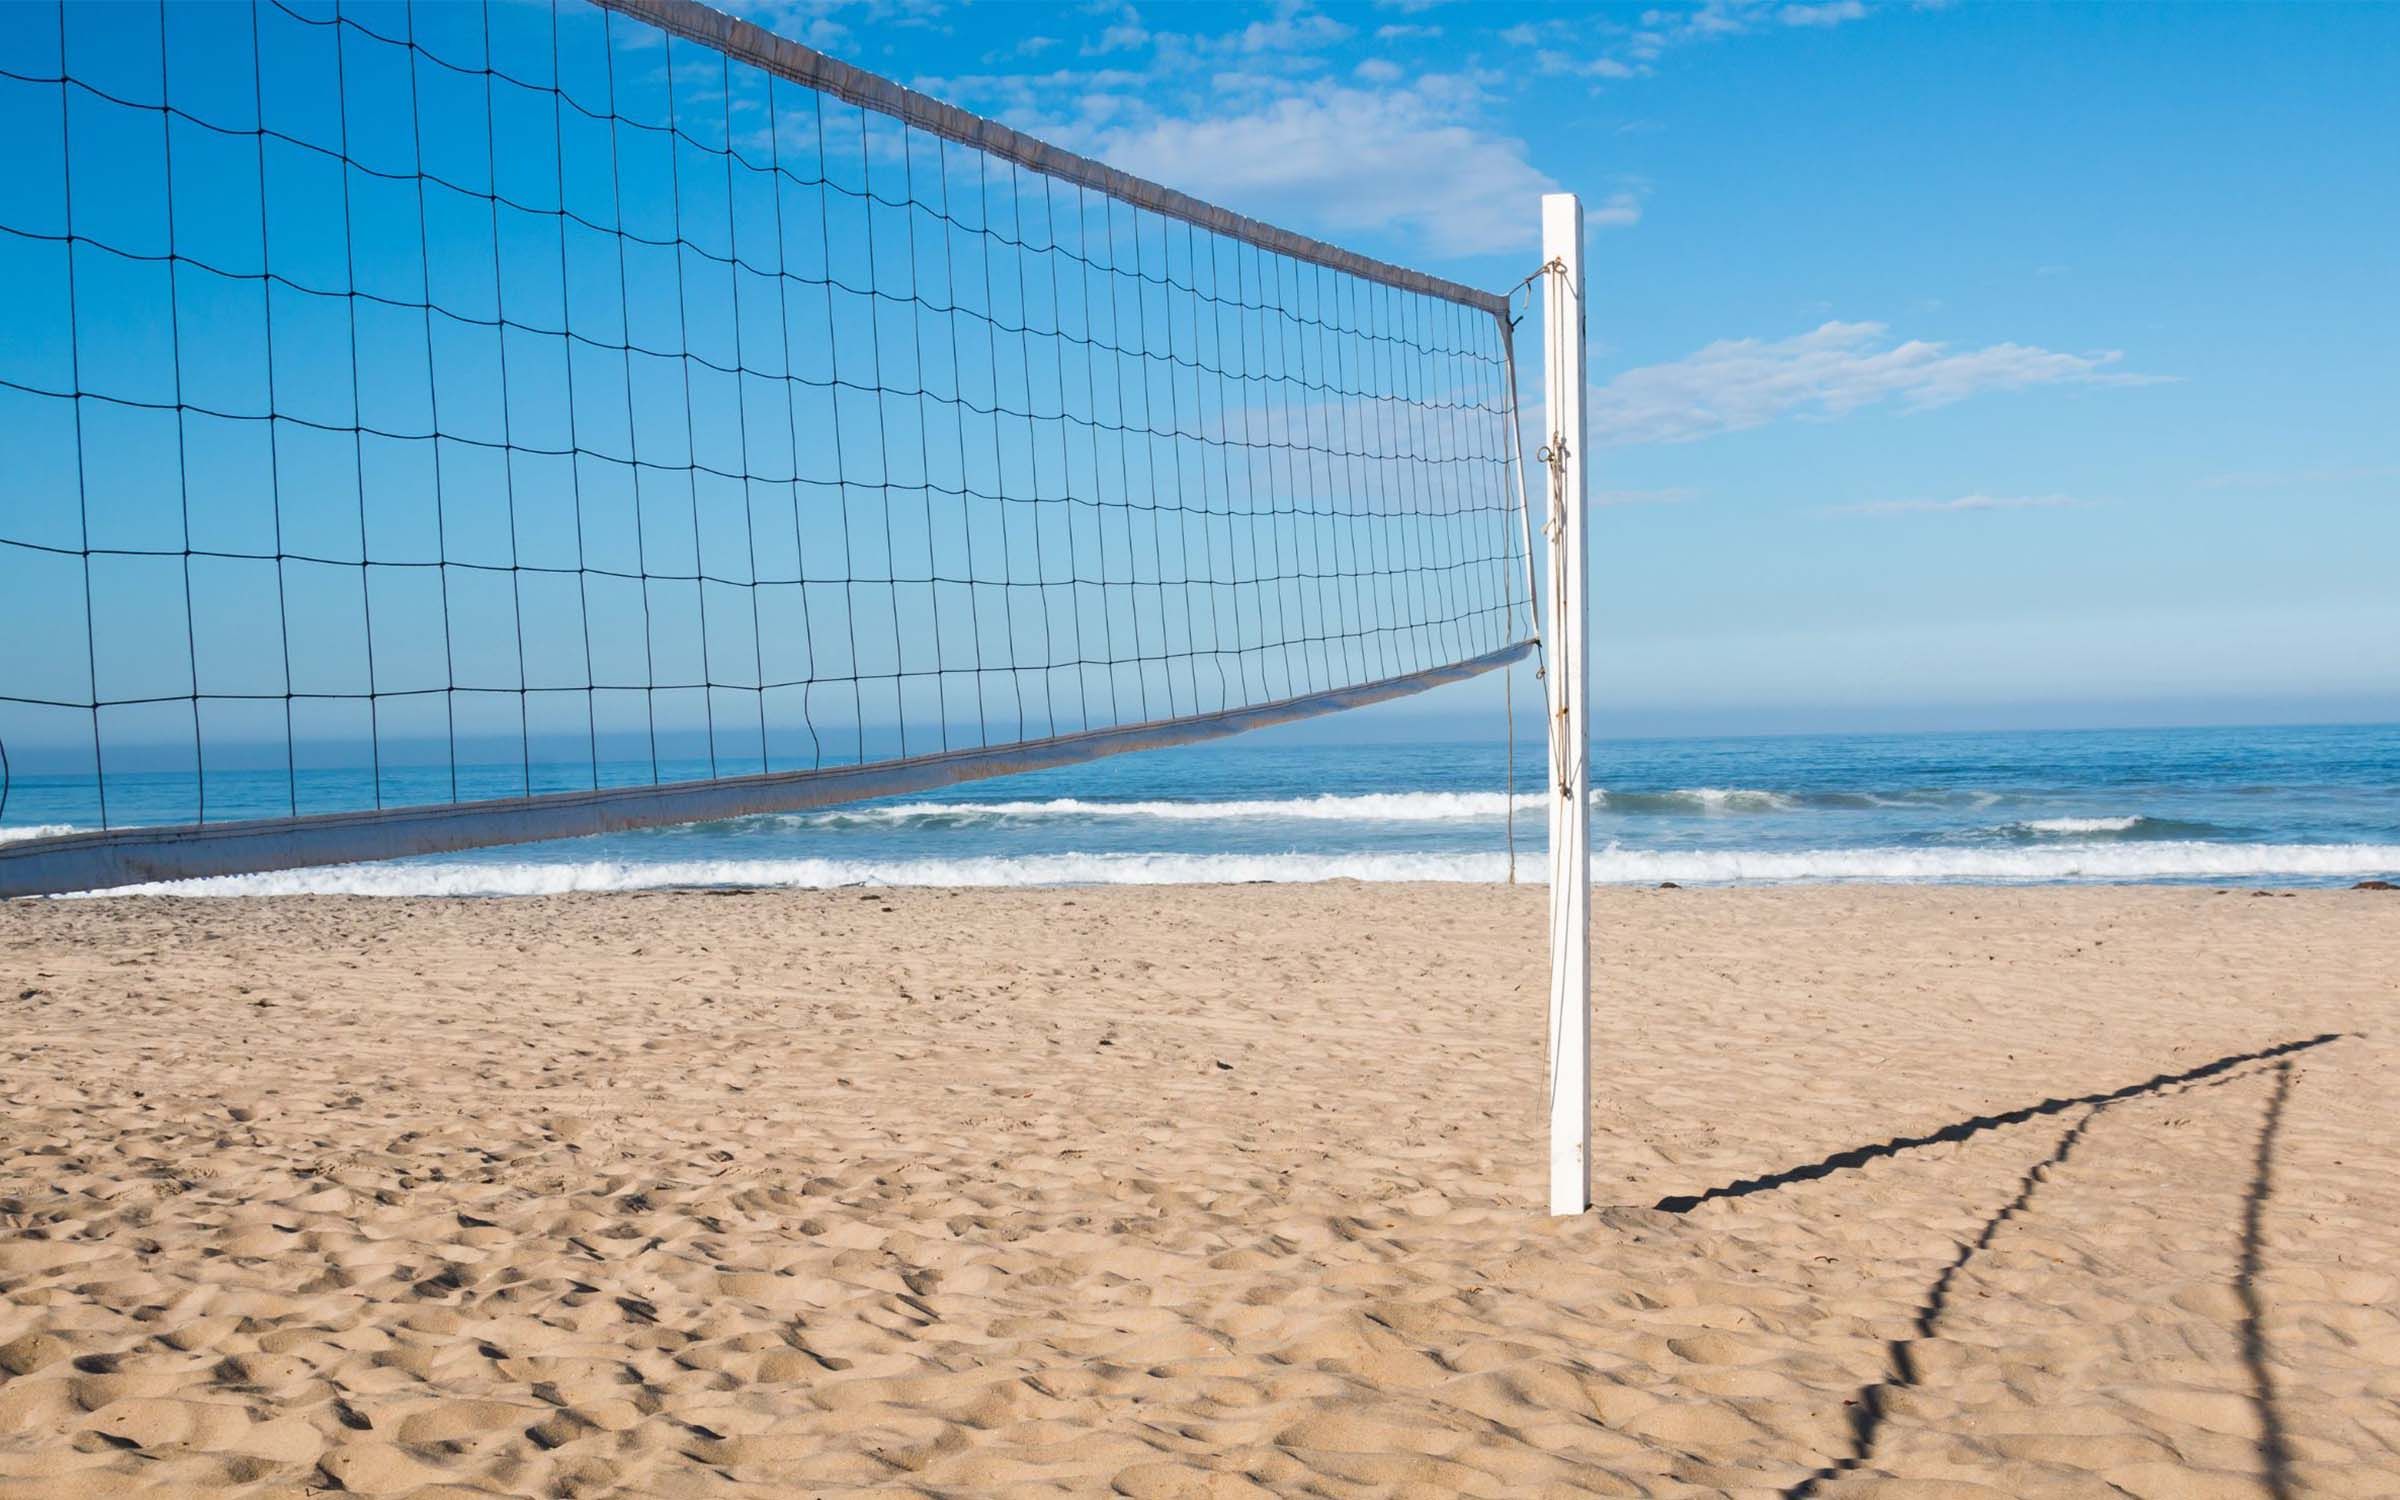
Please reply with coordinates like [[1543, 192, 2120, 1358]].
[[2239, 1061, 2298, 1500], [1779, 1052, 2307, 1497], [1654, 1033, 2344, 1215], [1783, 1099, 2109, 1498]]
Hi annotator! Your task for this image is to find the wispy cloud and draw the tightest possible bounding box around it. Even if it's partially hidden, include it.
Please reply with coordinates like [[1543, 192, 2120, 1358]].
[[1231, 12, 1353, 52], [914, 4, 1567, 259], [736, 0, 948, 47], [734, 0, 856, 49], [1829, 493, 2091, 517], [1593, 321, 2169, 445], [1535, 49, 1640, 80], [1506, 0, 1879, 83], [1585, 190, 1643, 230], [1042, 80, 1559, 257], [1779, 1, 1869, 28], [1085, 18, 1149, 55]]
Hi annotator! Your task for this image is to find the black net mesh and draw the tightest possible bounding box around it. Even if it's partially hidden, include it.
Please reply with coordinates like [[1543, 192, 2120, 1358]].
[[0, 0, 1530, 848]]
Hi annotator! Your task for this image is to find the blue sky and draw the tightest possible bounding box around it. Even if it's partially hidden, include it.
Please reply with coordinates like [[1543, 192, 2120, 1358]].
[[3, 0, 1524, 801], [761, 0, 2398, 734], [1, 0, 2393, 818]]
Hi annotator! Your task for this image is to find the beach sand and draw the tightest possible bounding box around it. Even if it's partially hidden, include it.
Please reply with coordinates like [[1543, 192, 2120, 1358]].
[[2, 883, 2395, 1498]]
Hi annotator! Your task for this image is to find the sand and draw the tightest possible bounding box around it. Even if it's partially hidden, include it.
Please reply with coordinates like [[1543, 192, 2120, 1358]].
[[1, 883, 2395, 1498]]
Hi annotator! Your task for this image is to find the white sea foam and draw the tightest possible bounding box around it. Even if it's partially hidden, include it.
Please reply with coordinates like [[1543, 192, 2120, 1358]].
[[0, 824, 78, 844], [77, 840, 2400, 897], [1592, 842, 2400, 883], [1655, 787, 1799, 812], [90, 850, 1515, 897], [796, 786, 1806, 825], [793, 791, 1525, 825], [1586, 787, 1805, 814], [2018, 816, 2144, 835]]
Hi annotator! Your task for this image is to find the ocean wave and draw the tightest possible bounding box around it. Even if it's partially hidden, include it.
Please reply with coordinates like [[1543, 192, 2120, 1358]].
[[796, 786, 1815, 825], [0, 824, 78, 844], [1593, 842, 2399, 883], [1595, 787, 1799, 813], [788, 791, 1526, 826], [80, 840, 2400, 897], [92, 850, 1515, 897], [1992, 815, 2229, 841], [2019, 816, 2144, 834]]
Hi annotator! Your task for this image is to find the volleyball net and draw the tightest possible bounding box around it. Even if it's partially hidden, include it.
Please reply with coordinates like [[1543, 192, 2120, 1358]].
[[0, 0, 1539, 897]]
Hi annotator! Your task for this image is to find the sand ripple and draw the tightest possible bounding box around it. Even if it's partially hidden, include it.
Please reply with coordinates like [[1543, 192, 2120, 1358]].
[[3, 885, 2396, 1497]]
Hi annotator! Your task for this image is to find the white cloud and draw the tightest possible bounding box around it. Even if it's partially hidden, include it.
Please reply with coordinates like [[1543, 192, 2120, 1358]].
[[1054, 82, 1558, 256], [1235, 12, 1353, 52], [919, 8, 1575, 262], [1829, 493, 2090, 517], [922, 66, 1152, 117], [734, 1, 855, 49], [1779, 0, 1869, 27], [1682, 5, 1750, 38], [1374, 23, 1442, 40], [1080, 3, 1149, 55], [1536, 49, 1640, 79], [1585, 190, 1643, 230], [1086, 20, 1149, 54], [1509, 0, 1880, 79], [740, 0, 948, 38], [1592, 321, 2168, 445]]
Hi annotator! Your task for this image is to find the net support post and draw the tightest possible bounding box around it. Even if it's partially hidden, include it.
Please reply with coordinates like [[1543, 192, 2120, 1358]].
[[1541, 192, 1592, 1217]]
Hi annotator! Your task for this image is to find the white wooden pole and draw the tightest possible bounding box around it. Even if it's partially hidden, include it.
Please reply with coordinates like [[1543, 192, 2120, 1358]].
[[1542, 193, 1591, 1217]]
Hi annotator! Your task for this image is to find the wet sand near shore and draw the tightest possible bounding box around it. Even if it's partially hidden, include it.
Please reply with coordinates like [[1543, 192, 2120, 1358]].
[[3, 884, 2396, 1497]]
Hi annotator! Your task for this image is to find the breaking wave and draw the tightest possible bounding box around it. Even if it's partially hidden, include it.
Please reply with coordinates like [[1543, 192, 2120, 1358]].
[[2021, 816, 2144, 834], [1594, 787, 1799, 813], [0, 824, 78, 844], [81, 840, 2400, 897], [1994, 815, 2228, 840], [789, 792, 1525, 826], [790, 786, 1823, 826]]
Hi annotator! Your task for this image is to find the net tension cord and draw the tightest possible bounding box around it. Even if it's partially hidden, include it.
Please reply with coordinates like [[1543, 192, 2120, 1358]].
[[1500, 255, 1580, 887]]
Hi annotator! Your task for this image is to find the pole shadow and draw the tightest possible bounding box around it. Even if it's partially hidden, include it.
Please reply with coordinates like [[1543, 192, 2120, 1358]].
[[2238, 1061, 2297, 1500], [1772, 1047, 2324, 1498], [1654, 1033, 2343, 1215], [1783, 1100, 2107, 1497]]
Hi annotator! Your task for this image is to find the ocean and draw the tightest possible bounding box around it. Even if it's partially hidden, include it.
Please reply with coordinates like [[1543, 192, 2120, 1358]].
[[6, 721, 2396, 896]]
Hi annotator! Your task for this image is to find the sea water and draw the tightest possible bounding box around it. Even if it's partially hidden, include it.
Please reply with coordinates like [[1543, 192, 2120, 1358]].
[[3, 723, 2395, 895]]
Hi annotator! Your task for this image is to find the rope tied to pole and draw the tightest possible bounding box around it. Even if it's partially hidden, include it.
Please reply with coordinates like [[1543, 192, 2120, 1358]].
[[1537, 434, 1577, 801], [1501, 258, 1586, 806]]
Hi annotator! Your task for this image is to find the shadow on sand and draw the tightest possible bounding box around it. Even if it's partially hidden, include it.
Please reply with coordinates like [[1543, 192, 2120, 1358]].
[[1759, 1042, 2331, 1498], [2238, 1061, 2299, 1500], [1781, 1100, 2108, 1497], [1654, 1033, 2342, 1215]]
